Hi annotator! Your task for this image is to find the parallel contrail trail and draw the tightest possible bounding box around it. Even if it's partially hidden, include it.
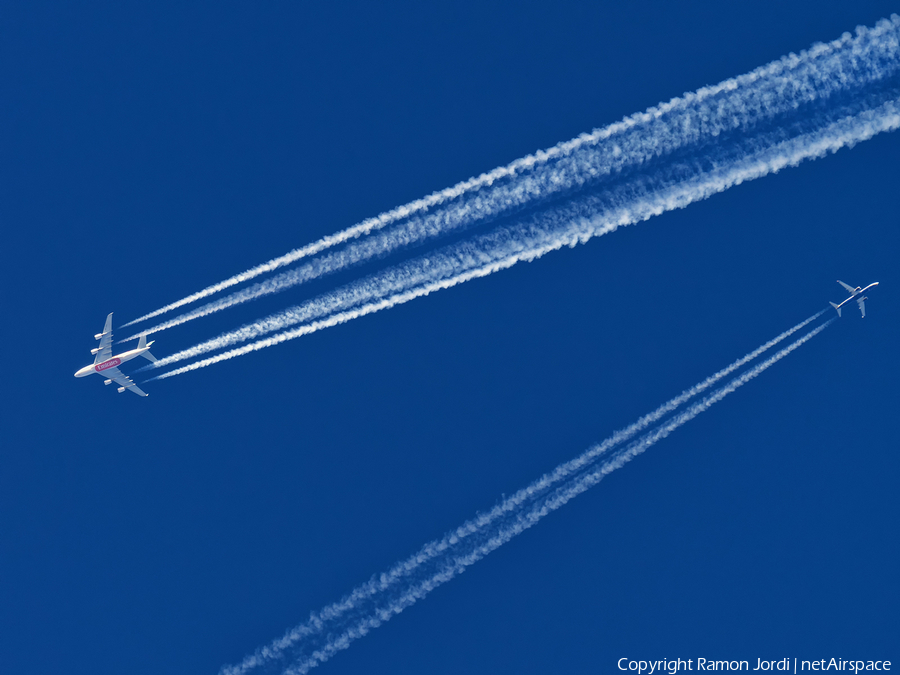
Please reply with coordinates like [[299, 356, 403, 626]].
[[220, 317, 833, 675], [124, 15, 900, 334], [145, 92, 895, 380], [213, 311, 822, 674]]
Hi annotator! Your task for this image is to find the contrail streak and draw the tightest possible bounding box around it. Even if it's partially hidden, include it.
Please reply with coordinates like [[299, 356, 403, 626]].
[[221, 317, 833, 675], [145, 91, 895, 379], [215, 312, 821, 673], [125, 15, 900, 334]]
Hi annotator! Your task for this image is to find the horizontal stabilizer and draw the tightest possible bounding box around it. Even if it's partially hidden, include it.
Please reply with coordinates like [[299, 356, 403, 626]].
[[830, 302, 842, 317], [137, 334, 158, 362]]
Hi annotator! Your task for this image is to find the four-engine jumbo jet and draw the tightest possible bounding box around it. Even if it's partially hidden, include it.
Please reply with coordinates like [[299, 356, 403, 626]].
[[75, 313, 157, 397], [830, 280, 879, 318]]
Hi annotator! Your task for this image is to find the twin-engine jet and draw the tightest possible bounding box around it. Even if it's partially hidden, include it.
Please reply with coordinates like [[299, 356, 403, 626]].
[[75, 313, 157, 397], [830, 280, 879, 318]]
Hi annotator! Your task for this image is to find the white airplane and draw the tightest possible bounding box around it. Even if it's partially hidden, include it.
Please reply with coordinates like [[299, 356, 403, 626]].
[[74, 313, 157, 397], [830, 280, 879, 318]]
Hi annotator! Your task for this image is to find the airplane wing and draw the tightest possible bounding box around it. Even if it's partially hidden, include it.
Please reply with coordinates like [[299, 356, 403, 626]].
[[103, 366, 148, 397], [857, 297, 866, 318], [837, 280, 856, 294], [93, 313, 114, 364]]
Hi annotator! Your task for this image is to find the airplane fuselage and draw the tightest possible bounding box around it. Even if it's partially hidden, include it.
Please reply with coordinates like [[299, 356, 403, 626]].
[[75, 346, 152, 378], [77, 313, 157, 396], [833, 282, 879, 310]]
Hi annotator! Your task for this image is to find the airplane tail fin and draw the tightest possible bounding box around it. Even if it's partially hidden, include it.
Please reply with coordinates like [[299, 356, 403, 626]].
[[830, 302, 842, 317], [137, 334, 158, 362]]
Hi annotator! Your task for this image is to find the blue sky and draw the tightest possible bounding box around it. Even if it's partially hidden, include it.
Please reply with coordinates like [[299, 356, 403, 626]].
[[1, 2, 897, 674]]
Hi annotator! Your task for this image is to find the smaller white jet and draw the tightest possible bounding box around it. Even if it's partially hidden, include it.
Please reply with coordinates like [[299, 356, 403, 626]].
[[830, 280, 879, 318], [75, 313, 157, 397]]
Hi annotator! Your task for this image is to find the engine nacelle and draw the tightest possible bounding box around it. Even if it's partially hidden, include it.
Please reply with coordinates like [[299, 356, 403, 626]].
[[95, 333, 103, 340], [91, 347, 101, 355], [104, 379, 112, 385], [118, 387, 126, 393]]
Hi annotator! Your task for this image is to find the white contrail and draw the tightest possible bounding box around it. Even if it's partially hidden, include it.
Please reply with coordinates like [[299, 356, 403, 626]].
[[221, 318, 833, 675], [145, 92, 897, 379], [125, 15, 900, 332], [215, 312, 823, 673]]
